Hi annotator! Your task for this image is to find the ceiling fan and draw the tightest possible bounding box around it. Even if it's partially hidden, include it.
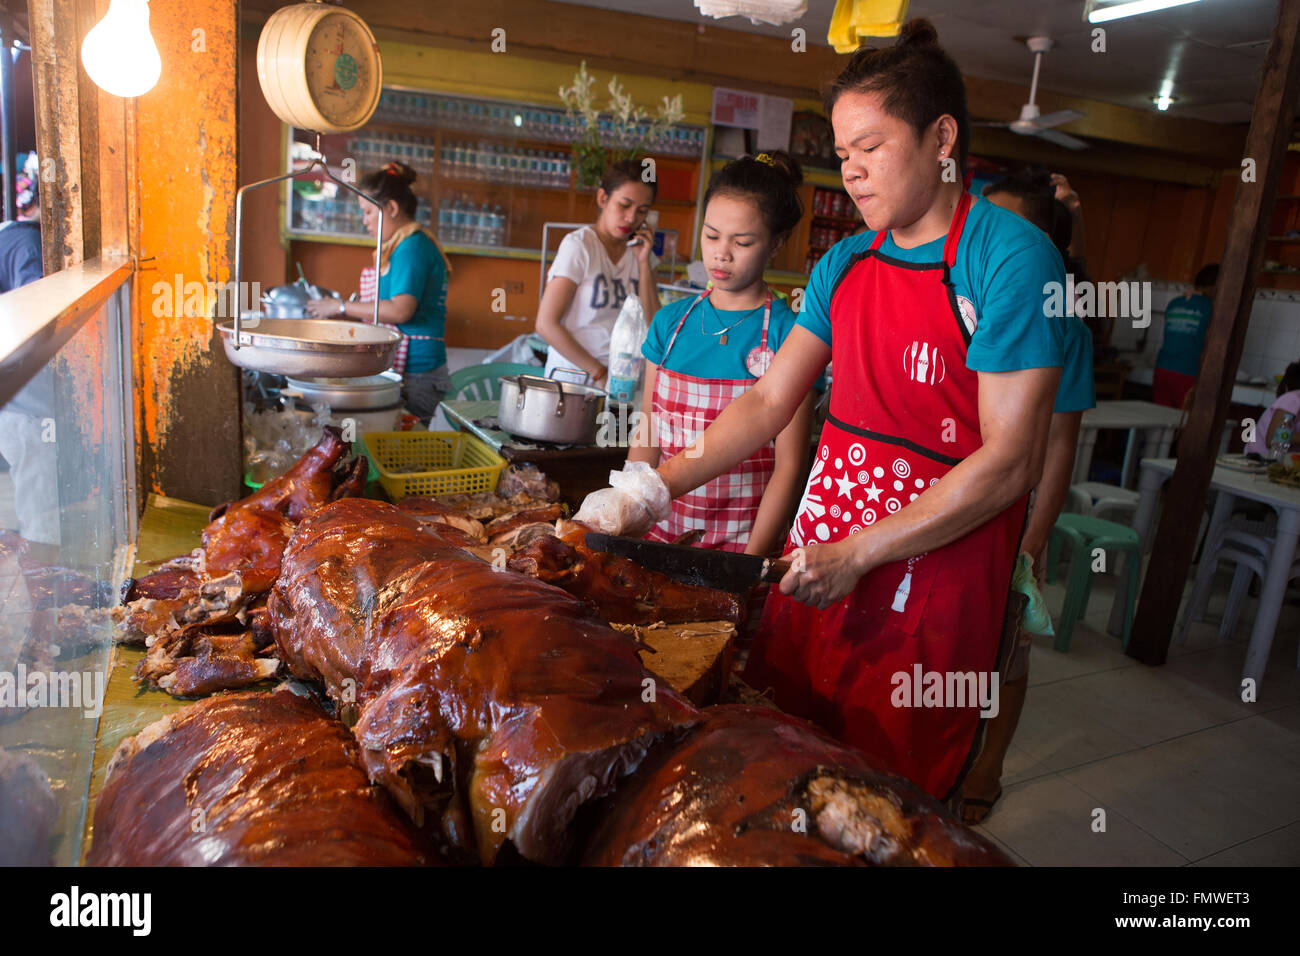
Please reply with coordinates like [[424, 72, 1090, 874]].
[[974, 36, 1088, 150]]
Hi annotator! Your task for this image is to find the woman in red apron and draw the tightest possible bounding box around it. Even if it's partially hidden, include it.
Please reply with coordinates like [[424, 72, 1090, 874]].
[[577, 20, 1066, 802], [628, 153, 815, 555]]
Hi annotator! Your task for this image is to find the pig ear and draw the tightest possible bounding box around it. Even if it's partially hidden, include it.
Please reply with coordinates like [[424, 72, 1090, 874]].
[[208, 502, 231, 522]]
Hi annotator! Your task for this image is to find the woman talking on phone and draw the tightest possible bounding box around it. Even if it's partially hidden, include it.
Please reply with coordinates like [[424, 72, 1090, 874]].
[[575, 20, 1066, 802], [535, 160, 660, 387]]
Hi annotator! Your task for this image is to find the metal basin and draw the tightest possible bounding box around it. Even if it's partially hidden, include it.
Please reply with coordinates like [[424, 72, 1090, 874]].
[[284, 371, 402, 410], [218, 316, 400, 378]]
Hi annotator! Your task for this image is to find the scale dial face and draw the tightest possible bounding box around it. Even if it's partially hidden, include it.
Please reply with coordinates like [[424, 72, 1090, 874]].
[[304, 12, 380, 131], [257, 3, 382, 134]]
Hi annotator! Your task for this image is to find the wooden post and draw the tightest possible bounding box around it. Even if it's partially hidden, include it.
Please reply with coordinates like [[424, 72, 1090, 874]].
[[1128, 0, 1300, 665], [27, 0, 243, 508]]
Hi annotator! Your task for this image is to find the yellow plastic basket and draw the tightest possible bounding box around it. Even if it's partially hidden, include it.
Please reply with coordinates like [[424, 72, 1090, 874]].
[[363, 431, 506, 500]]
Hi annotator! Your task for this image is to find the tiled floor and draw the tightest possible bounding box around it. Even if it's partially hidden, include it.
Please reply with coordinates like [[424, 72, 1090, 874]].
[[973, 569, 1300, 866]]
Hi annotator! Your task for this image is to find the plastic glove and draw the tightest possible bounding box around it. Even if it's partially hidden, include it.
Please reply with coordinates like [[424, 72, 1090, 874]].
[[1013, 552, 1054, 637], [573, 461, 671, 536]]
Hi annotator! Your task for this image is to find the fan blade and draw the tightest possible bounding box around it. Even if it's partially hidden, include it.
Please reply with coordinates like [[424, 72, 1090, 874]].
[[1035, 109, 1085, 129], [1036, 128, 1089, 151]]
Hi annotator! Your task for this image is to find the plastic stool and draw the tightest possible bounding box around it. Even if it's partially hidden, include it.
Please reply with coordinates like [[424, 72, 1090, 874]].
[[1177, 515, 1277, 643], [448, 362, 541, 402], [1048, 513, 1141, 653]]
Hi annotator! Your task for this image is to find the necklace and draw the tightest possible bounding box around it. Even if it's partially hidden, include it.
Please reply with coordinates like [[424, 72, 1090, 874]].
[[702, 298, 763, 346]]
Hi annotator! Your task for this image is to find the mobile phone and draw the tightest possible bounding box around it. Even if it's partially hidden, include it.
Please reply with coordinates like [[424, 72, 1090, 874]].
[[629, 210, 660, 246]]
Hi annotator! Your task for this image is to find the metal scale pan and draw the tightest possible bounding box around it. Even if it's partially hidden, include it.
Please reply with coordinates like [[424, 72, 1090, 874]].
[[220, 141, 400, 378]]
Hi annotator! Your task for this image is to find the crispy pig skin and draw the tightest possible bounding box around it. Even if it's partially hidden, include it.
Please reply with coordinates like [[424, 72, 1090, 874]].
[[207, 425, 355, 523], [506, 523, 743, 625], [88, 690, 434, 866], [269, 498, 699, 865], [123, 426, 358, 606], [581, 706, 1014, 867]]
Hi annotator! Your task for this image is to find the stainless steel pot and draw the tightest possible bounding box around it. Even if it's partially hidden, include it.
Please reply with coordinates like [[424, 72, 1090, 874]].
[[284, 371, 402, 410], [260, 279, 341, 318], [498, 374, 605, 444]]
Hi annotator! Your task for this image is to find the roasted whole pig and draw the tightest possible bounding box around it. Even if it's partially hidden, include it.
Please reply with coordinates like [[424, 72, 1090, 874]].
[[88, 689, 434, 866], [114, 427, 367, 696], [506, 522, 742, 625], [581, 706, 1013, 867], [269, 497, 699, 865]]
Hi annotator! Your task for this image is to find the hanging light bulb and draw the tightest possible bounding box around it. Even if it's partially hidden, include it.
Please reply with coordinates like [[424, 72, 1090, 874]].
[[80, 0, 162, 98]]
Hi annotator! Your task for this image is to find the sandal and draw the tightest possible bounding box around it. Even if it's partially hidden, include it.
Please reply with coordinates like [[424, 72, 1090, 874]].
[[958, 787, 1002, 826]]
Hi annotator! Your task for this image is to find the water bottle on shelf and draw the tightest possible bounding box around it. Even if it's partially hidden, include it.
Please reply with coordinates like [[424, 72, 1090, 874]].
[[607, 294, 648, 404], [475, 202, 490, 245], [437, 197, 451, 239], [446, 196, 460, 244], [1271, 411, 1295, 462], [492, 205, 506, 246]]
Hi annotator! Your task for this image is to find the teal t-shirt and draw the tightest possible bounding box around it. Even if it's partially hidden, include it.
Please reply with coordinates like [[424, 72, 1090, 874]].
[[1155, 293, 1211, 378], [379, 231, 448, 373], [1056, 316, 1096, 413], [643, 293, 806, 381], [796, 196, 1066, 379]]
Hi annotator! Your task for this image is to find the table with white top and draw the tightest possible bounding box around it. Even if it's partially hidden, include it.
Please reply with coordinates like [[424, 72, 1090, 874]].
[[1117, 457, 1300, 685], [1073, 400, 1186, 488]]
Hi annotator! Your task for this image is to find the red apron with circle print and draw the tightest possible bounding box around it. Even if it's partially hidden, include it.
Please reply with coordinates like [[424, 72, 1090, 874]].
[[743, 192, 1026, 800], [644, 290, 776, 552]]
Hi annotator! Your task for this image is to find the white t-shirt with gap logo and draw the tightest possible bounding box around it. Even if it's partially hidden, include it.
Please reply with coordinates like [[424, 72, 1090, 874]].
[[543, 225, 654, 382]]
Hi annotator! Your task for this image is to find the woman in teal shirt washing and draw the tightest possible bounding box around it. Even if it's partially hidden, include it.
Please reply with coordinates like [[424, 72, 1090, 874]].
[[308, 161, 452, 423]]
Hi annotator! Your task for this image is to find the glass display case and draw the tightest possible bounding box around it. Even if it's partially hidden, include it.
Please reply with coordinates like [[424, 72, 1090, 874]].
[[284, 88, 709, 258], [0, 270, 136, 865]]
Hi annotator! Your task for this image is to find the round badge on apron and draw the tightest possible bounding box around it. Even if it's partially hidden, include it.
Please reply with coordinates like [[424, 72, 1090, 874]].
[[746, 345, 775, 378]]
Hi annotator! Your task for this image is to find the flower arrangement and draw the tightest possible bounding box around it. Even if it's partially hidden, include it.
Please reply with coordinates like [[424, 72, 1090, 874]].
[[558, 62, 685, 188]]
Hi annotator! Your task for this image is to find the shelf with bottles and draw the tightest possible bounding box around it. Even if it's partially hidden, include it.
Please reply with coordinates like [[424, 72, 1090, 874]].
[[285, 88, 707, 255], [800, 187, 862, 274], [372, 88, 707, 157]]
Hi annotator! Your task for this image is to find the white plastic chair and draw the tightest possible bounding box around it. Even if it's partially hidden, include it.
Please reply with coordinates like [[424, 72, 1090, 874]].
[[1069, 481, 1141, 524], [1177, 514, 1288, 643]]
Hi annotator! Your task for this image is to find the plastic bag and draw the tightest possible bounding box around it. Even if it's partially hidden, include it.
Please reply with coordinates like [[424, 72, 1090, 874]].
[[1013, 552, 1054, 637], [574, 461, 671, 536]]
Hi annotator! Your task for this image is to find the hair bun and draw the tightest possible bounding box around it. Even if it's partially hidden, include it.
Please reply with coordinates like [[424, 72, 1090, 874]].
[[896, 18, 939, 49], [750, 150, 804, 188], [383, 160, 417, 186]]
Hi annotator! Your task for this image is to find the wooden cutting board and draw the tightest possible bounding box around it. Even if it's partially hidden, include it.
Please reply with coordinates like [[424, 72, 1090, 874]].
[[617, 621, 737, 707]]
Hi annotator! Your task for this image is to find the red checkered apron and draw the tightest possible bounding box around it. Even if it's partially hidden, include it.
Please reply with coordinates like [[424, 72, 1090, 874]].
[[359, 265, 443, 376], [643, 289, 776, 553]]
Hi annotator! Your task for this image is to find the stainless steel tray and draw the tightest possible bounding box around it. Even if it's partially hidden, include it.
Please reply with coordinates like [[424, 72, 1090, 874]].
[[217, 317, 400, 378], [284, 371, 403, 409]]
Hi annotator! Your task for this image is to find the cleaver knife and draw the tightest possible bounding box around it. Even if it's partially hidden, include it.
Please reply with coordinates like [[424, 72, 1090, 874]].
[[585, 532, 792, 592]]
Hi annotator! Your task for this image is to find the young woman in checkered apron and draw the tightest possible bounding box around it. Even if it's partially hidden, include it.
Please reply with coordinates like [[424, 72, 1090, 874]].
[[307, 162, 452, 422], [577, 21, 1067, 801], [626, 152, 817, 555]]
